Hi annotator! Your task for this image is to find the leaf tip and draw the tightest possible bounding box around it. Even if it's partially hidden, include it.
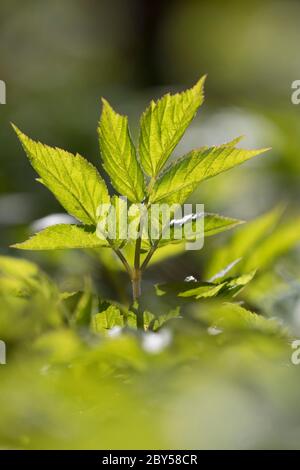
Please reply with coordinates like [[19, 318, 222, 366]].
[[199, 74, 207, 84], [234, 135, 245, 144], [193, 74, 207, 96], [236, 219, 246, 226], [11, 123, 30, 147], [255, 146, 272, 157], [101, 97, 109, 107], [11, 122, 22, 136], [9, 242, 22, 250]]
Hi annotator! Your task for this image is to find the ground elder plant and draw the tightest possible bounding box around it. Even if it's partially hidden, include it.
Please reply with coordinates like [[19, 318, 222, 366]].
[[11, 76, 269, 330]]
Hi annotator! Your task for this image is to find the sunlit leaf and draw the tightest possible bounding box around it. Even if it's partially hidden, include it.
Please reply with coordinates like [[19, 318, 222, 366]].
[[139, 76, 206, 178], [12, 224, 107, 250], [13, 125, 109, 225], [150, 143, 269, 204], [98, 99, 145, 202]]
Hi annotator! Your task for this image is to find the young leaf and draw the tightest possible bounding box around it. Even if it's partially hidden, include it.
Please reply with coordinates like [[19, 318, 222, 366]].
[[13, 125, 110, 225], [202, 212, 244, 237], [156, 271, 255, 300], [139, 76, 206, 178], [11, 224, 108, 250], [168, 212, 243, 244], [143, 212, 243, 249], [150, 143, 270, 204], [98, 99, 145, 202]]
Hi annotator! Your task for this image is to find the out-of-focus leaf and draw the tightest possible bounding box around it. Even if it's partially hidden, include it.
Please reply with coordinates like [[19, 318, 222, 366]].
[[0, 257, 62, 342], [92, 305, 123, 332], [73, 281, 96, 327], [154, 307, 181, 330], [206, 205, 284, 279], [34, 329, 82, 363], [156, 280, 225, 299], [0, 255, 57, 300], [196, 302, 287, 337], [243, 218, 300, 272], [156, 271, 255, 300]]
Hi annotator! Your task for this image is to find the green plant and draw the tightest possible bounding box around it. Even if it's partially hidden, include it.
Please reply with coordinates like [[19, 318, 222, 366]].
[[11, 77, 268, 330]]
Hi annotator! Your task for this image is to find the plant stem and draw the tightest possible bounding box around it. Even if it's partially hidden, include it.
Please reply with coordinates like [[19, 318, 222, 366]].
[[141, 241, 158, 271], [131, 268, 141, 301], [132, 212, 146, 329], [115, 247, 132, 276], [131, 268, 144, 329], [134, 237, 142, 273], [107, 239, 132, 277]]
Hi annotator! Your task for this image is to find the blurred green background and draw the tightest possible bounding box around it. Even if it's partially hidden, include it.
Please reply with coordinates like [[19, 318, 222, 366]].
[[2, 0, 300, 450]]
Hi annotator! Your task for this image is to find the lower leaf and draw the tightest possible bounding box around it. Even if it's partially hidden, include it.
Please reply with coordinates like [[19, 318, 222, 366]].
[[11, 224, 108, 250]]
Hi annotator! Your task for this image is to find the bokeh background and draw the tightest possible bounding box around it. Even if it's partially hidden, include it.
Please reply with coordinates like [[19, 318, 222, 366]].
[[2, 0, 300, 450]]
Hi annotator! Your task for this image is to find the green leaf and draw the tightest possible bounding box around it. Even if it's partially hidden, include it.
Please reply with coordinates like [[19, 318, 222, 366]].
[[13, 125, 110, 225], [243, 217, 300, 272], [72, 279, 98, 327], [143, 212, 243, 250], [101, 195, 129, 249], [194, 302, 286, 336], [156, 281, 225, 299], [0, 255, 57, 300], [206, 205, 285, 279], [11, 224, 108, 250], [224, 271, 256, 297], [92, 305, 123, 332], [150, 142, 270, 204], [156, 271, 255, 300], [98, 99, 145, 202], [0, 255, 39, 279], [166, 212, 243, 246], [139, 76, 206, 178], [143, 308, 181, 331], [203, 212, 243, 236]]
